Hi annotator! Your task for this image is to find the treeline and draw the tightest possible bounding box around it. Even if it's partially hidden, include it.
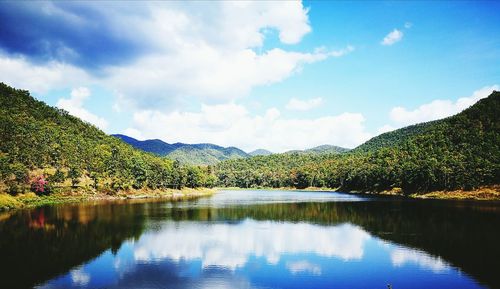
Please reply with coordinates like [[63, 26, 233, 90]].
[[1, 82, 498, 197], [0, 83, 216, 195], [215, 92, 500, 194]]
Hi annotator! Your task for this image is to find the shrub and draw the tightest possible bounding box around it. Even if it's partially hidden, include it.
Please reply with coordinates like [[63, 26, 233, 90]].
[[48, 169, 65, 183], [30, 176, 51, 195], [0, 193, 22, 210]]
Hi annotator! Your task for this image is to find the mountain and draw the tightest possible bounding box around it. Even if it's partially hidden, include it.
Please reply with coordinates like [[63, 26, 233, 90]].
[[0, 83, 213, 195], [305, 145, 350, 154], [285, 145, 350, 155], [113, 134, 179, 155], [216, 91, 500, 193], [354, 92, 500, 153], [249, 149, 273, 156], [113, 134, 249, 166]]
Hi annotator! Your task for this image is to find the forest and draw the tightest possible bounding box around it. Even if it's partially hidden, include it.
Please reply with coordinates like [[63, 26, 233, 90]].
[[0, 82, 498, 198], [0, 83, 216, 197], [214, 91, 500, 194]]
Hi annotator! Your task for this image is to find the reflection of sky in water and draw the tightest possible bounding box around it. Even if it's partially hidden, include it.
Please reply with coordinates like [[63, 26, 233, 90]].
[[166, 189, 368, 209], [37, 219, 484, 289]]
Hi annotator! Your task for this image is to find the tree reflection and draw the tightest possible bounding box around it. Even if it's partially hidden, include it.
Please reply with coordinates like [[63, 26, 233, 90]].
[[0, 198, 499, 289]]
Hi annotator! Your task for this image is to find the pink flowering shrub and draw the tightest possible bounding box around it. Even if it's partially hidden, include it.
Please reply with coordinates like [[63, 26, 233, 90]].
[[30, 176, 51, 195]]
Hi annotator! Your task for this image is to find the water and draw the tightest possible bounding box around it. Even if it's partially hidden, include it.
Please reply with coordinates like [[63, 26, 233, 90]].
[[1, 190, 499, 289]]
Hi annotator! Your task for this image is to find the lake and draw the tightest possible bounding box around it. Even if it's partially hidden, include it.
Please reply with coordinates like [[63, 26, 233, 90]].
[[1, 189, 499, 289]]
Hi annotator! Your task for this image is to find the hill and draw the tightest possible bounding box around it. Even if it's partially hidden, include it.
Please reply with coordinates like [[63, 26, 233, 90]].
[[112, 134, 179, 155], [113, 134, 249, 165], [216, 91, 500, 194], [305, 145, 350, 154], [285, 145, 349, 155], [0, 83, 214, 198], [249, 149, 273, 156]]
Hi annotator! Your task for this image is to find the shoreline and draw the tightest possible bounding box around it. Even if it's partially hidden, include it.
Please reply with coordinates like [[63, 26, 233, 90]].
[[2, 185, 499, 212], [217, 186, 500, 201], [0, 187, 216, 211]]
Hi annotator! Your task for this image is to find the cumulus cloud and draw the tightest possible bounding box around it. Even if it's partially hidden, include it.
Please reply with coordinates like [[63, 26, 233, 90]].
[[0, 54, 90, 94], [389, 85, 499, 126], [376, 124, 396, 135], [381, 29, 404, 46], [286, 97, 323, 111], [123, 103, 371, 152], [107, 46, 351, 108], [56, 87, 109, 130], [0, 1, 352, 110]]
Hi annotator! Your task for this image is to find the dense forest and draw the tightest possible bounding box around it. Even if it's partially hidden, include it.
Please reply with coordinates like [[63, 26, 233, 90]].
[[215, 92, 500, 194], [0, 83, 216, 196], [1, 82, 498, 198]]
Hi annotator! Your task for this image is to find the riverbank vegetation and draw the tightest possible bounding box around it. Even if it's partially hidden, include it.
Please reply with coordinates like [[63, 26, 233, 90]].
[[0, 187, 215, 211], [215, 91, 500, 197], [0, 83, 217, 208], [1, 82, 499, 208]]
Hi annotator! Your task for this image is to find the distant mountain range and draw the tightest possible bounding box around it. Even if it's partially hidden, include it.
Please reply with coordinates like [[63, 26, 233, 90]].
[[113, 134, 350, 165], [112, 134, 249, 166]]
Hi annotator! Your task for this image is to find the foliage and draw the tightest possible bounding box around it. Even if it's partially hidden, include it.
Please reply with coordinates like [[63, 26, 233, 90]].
[[215, 92, 500, 194], [0, 193, 21, 210], [0, 83, 215, 195], [30, 175, 50, 195]]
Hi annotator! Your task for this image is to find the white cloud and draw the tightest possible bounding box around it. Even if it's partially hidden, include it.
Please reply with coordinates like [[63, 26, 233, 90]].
[[123, 103, 371, 152], [389, 85, 499, 126], [56, 87, 109, 130], [0, 2, 355, 111], [381, 29, 404, 46], [376, 124, 396, 135], [107, 46, 350, 109], [0, 54, 90, 94], [286, 97, 323, 111], [133, 221, 371, 270]]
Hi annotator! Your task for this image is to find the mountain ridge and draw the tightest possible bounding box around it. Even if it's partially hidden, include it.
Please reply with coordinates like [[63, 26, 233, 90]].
[[112, 134, 249, 166]]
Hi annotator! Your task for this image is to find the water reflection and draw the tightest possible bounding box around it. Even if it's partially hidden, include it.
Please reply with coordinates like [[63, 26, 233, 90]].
[[0, 190, 498, 289], [133, 221, 369, 269], [35, 220, 469, 289]]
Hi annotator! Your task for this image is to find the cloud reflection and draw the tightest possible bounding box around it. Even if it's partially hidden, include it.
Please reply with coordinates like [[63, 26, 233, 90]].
[[70, 267, 90, 286], [391, 247, 451, 273], [133, 220, 370, 270], [286, 260, 322, 275]]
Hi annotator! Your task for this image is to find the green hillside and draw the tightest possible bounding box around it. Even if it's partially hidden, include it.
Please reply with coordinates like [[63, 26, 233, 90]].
[[216, 91, 500, 194], [167, 145, 248, 166], [0, 83, 214, 196], [304, 145, 350, 154]]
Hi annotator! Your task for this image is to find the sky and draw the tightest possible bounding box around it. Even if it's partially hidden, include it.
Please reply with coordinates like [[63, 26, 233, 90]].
[[0, 1, 499, 152]]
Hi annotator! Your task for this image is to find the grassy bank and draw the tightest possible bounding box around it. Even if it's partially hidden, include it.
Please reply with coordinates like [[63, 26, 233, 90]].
[[408, 186, 500, 201], [0, 187, 216, 211]]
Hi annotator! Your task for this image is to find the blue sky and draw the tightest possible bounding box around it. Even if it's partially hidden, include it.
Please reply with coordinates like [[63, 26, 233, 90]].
[[0, 1, 499, 152]]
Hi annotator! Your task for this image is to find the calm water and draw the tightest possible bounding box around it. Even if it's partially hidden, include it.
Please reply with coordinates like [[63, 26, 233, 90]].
[[1, 190, 500, 289]]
